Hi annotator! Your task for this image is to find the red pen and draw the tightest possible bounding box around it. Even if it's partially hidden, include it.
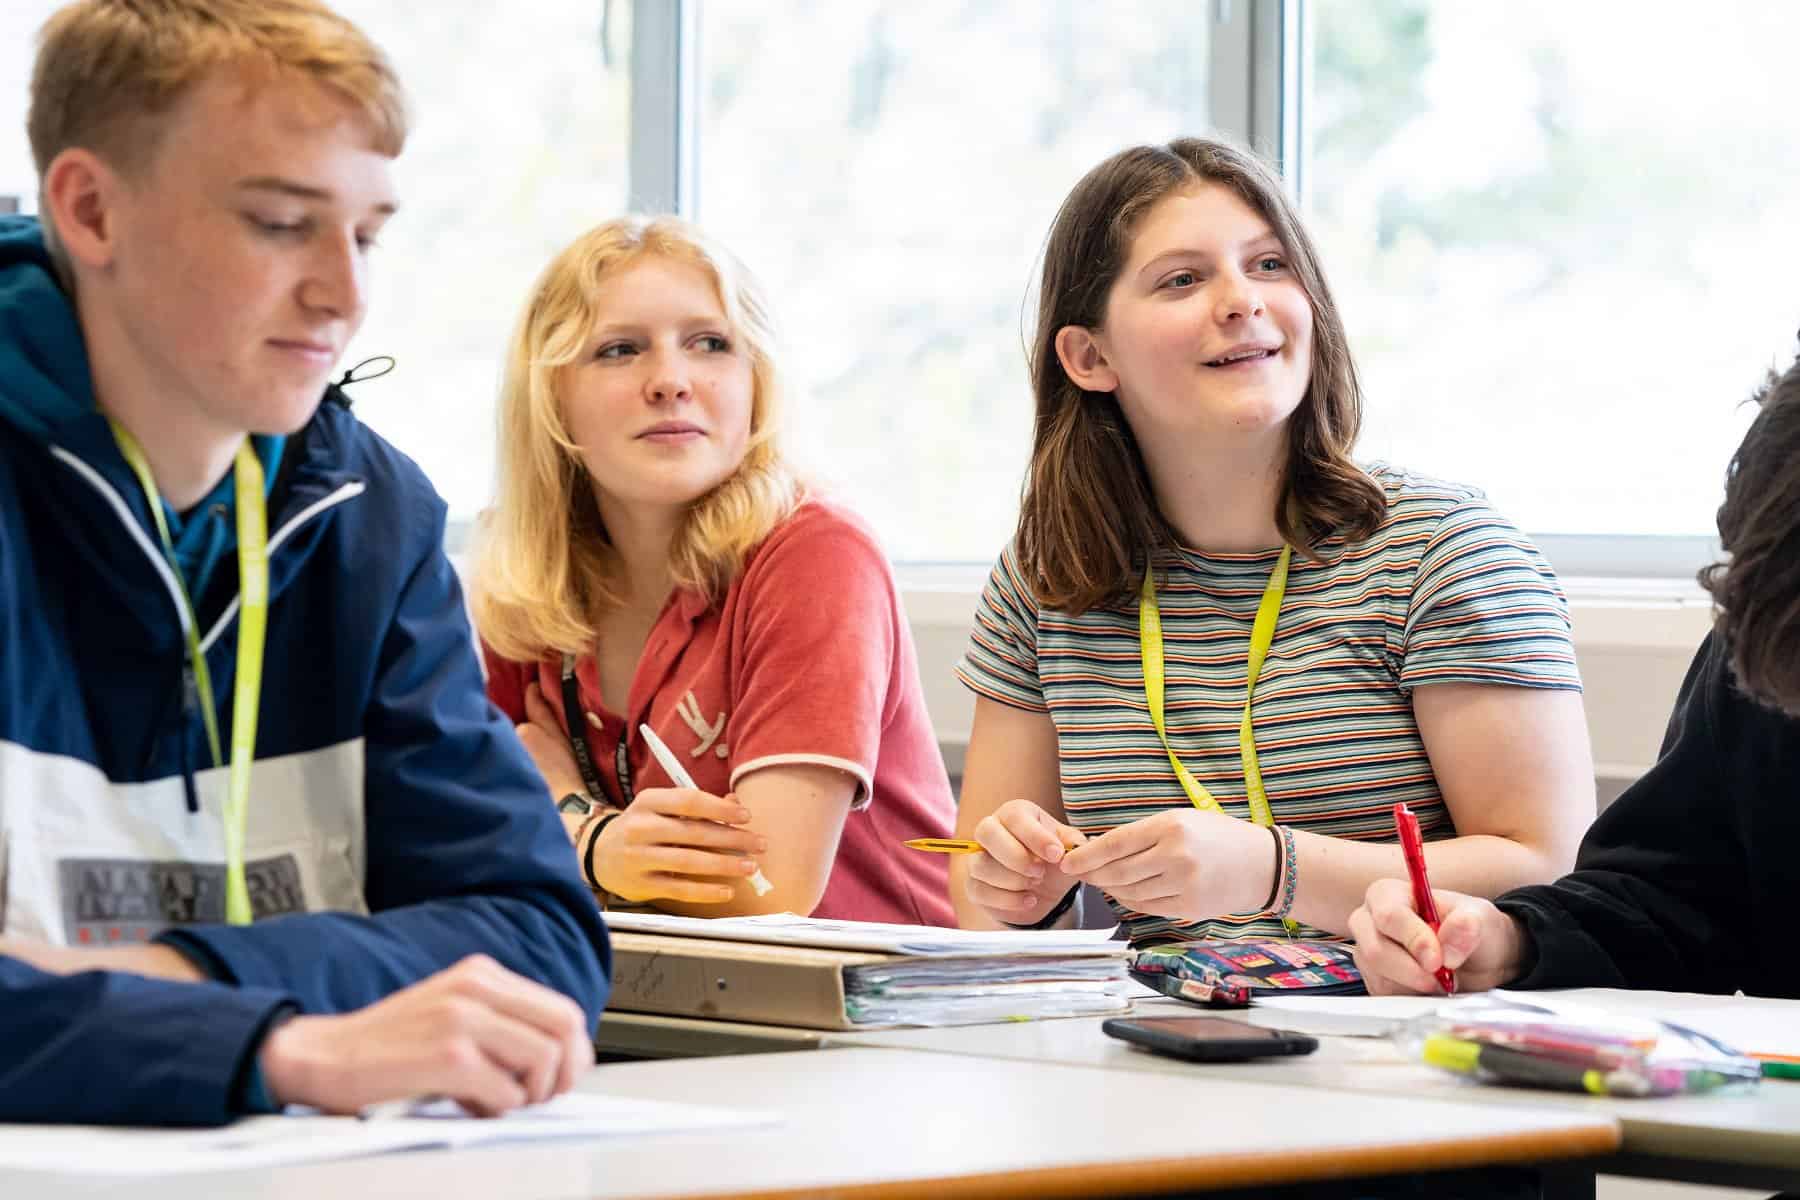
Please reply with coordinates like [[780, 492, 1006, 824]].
[[1392, 802, 1456, 995]]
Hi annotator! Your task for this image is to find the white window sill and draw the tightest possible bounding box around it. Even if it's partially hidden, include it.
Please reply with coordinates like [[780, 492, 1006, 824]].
[[896, 566, 1715, 789], [898, 566, 1716, 653]]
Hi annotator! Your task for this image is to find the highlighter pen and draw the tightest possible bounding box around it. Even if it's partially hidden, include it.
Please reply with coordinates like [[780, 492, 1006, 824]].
[[1393, 802, 1456, 995], [1421, 1034, 1630, 1094], [638, 722, 773, 897]]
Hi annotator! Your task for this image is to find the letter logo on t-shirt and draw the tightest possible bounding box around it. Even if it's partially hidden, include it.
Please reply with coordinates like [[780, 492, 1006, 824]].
[[675, 691, 728, 759]]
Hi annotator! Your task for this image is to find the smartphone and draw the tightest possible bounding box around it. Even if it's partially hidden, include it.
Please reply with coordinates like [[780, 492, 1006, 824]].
[[1101, 1016, 1319, 1063]]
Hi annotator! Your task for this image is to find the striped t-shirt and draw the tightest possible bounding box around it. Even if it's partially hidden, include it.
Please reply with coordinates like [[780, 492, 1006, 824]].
[[955, 465, 1581, 946]]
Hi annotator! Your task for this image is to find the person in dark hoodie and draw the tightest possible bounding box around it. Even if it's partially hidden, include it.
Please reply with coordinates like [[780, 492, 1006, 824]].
[[1350, 341, 1800, 999], [0, 0, 609, 1125]]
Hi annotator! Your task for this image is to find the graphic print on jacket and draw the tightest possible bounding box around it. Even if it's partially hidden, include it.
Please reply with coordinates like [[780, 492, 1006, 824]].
[[4, 738, 365, 943], [3, 409, 370, 943]]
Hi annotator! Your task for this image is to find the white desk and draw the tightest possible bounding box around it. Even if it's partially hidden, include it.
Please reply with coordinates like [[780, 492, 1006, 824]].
[[0, 1048, 1615, 1199], [828, 989, 1800, 1194]]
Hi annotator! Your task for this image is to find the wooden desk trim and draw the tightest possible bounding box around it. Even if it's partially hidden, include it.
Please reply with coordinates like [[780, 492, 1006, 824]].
[[631, 1124, 1620, 1200]]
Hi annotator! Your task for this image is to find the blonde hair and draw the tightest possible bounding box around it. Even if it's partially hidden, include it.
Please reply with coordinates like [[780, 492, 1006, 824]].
[[29, 0, 407, 260], [472, 216, 802, 661]]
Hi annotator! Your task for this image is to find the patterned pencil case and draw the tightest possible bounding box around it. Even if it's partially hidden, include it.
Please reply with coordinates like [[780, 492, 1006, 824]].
[[1129, 939, 1366, 1008]]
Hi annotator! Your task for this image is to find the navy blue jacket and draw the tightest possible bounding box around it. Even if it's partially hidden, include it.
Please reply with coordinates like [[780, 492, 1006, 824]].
[[0, 216, 610, 1124]]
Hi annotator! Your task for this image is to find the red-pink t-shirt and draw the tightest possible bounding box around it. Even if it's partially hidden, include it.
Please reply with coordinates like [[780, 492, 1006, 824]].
[[483, 498, 955, 926]]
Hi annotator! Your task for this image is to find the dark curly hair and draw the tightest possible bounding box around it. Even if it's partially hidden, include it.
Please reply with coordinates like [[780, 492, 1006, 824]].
[[1698, 341, 1800, 715]]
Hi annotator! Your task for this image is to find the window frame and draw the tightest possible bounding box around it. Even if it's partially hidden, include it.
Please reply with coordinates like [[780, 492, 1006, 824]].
[[1279, 0, 1716, 584], [458, 0, 1709, 587]]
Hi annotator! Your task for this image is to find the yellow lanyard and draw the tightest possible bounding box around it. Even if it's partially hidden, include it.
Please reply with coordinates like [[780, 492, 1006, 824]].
[[1139, 546, 1290, 828], [110, 422, 269, 926]]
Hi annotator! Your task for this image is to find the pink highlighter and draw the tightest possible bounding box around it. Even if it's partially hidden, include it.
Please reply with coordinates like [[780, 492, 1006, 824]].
[[1393, 802, 1456, 995]]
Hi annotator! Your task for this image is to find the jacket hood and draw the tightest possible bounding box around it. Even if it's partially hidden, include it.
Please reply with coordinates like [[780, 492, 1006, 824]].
[[0, 214, 298, 601], [0, 214, 96, 445]]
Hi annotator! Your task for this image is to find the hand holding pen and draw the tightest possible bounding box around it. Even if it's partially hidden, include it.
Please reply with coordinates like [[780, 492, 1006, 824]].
[[577, 726, 770, 905], [259, 955, 591, 1118], [639, 723, 773, 898], [1347, 829, 1533, 996], [953, 798, 1088, 926], [1392, 802, 1456, 994]]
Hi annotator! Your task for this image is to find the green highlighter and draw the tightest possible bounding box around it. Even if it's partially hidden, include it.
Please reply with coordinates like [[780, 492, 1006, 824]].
[[1761, 1060, 1800, 1082]]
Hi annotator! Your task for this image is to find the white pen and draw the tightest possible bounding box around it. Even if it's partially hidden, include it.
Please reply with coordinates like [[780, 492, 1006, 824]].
[[358, 1095, 435, 1121], [638, 722, 773, 897]]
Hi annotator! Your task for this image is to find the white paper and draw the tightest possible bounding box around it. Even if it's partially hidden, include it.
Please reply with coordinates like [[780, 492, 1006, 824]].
[[1654, 1004, 1800, 1059], [603, 910, 1127, 958], [0, 1092, 776, 1176], [1245, 993, 1452, 1037]]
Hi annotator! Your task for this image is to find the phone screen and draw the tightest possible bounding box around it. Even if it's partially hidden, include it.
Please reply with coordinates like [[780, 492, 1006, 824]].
[[1124, 1018, 1288, 1041]]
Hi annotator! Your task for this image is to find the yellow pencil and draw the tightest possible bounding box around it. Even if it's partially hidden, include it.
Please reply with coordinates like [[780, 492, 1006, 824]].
[[903, 837, 984, 854], [903, 836, 1083, 854]]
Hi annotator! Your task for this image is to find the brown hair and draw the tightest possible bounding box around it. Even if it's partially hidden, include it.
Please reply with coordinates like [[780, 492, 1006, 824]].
[[1698, 343, 1800, 716], [29, 0, 406, 250], [1015, 137, 1385, 613]]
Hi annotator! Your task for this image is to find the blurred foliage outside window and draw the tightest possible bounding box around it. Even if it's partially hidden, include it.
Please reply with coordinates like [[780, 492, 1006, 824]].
[[701, 1, 1212, 563], [5, 1, 1795, 555], [1309, 0, 1796, 538], [334, 0, 633, 515]]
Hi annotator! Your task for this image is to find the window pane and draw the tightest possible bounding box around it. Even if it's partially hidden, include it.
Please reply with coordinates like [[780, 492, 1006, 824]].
[[700, 1, 1213, 562], [3, 2, 631, 521], [334, 0, 632, 519], [1307, 0, 1794, 538], [0, 4, 75, 213]]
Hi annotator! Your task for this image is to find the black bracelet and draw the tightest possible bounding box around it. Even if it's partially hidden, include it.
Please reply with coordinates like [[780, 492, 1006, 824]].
[[1003, 882, 1081, 930], [1258, 823, 1284, 912], [580, 810, 624, 892]]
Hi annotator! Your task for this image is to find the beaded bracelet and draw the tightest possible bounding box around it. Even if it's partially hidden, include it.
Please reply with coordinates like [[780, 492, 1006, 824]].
[[1269, 824, 1300, 924]]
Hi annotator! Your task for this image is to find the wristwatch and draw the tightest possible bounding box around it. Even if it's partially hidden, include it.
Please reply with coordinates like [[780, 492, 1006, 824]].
[[556, 792, 594, 816]]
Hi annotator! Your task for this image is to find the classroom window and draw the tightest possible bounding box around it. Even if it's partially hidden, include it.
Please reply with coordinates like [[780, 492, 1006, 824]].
[[698, 1, 1218, 564], [1303, 0, 1797, 547], [331, 0, 633, 519], [9, 2, 1788, 577], [0, 1, 633, 525], [0, 3, 64, 213]]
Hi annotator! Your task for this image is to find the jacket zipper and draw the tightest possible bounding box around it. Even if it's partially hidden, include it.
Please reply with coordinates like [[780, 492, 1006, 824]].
[[50, 446, 368, 803], [179, 662, 201, 814], [197, 481, 366, 654]]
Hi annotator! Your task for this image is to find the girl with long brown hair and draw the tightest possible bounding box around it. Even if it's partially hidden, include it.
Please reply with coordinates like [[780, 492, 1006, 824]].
[[952, 139, 1594, 950]]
